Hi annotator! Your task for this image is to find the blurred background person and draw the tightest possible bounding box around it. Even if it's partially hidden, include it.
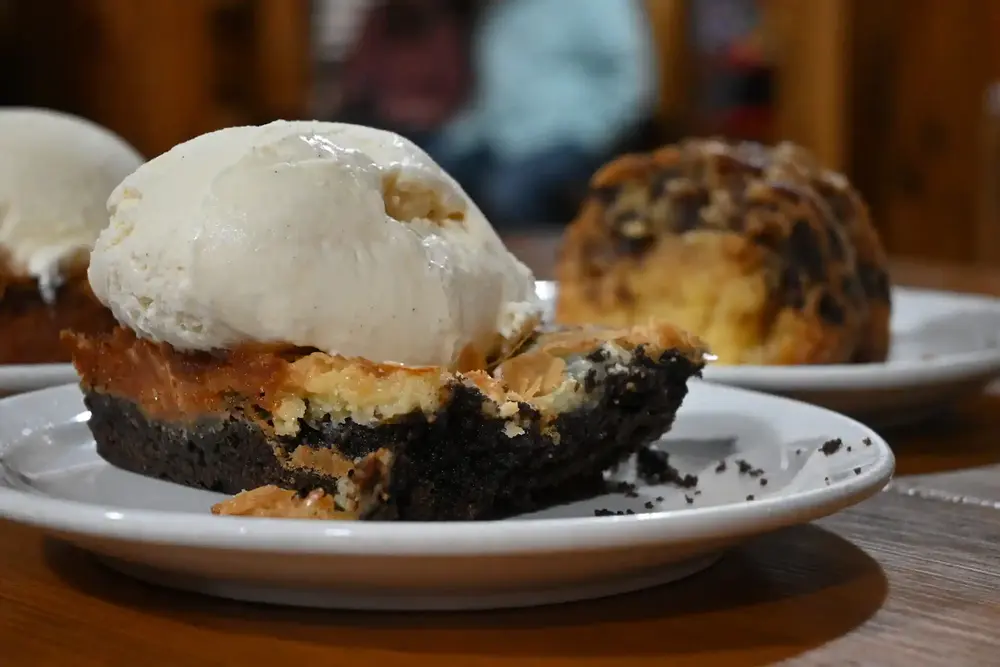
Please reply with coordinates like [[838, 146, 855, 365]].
[[424, 0, 658, 229], [322, 0, 656, 229]]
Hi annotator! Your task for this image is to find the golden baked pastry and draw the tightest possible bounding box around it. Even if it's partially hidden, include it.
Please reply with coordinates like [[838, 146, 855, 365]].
[[555, 138, 891, 365]]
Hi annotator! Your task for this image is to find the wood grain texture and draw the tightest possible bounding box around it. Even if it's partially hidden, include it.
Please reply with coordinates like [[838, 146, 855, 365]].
[[3, 0, 310, 158], [644, 0, 693, 132], [843, 0, 1000, 262], [766, 0, 848, 172], [252, 0, 311, 121], [885, 392, 1000, 507], [664, 0, 1000, 262], [1, 491, 999, 666]]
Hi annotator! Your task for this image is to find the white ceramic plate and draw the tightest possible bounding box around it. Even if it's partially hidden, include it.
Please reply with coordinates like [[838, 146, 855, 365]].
[[0, 364, 77, 396], [536, 282, 1000, 425], [0, 382, 893, 611]]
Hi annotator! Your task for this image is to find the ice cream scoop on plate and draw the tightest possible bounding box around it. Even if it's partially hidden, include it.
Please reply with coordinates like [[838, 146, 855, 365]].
[[67, 121, 706, 521], [0, 107, 143, 364]]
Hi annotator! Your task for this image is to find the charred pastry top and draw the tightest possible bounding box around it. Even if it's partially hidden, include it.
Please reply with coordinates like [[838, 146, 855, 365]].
[[558, 138, 891, 334]]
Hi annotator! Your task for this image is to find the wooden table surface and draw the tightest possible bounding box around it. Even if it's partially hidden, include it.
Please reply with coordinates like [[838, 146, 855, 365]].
[[4, 234, 1000, 666]]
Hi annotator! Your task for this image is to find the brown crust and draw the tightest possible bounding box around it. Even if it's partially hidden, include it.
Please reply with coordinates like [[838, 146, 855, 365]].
[[555, 138, 891, 365], [65, 321, 706, 429], [64, 326, 303, 422]]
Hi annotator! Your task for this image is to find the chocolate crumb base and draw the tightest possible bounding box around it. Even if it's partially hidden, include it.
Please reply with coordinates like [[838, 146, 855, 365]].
[[83, 349, 702, 521]]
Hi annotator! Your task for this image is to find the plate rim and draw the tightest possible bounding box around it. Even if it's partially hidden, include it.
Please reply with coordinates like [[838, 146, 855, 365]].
[[537, 281, 1000, 392], [0, 363, 77, 393], [0, 383, 894, 557]]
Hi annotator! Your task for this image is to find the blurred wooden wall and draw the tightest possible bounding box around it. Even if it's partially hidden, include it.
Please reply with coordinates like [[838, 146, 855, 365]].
[[5, 0, 310, 160], [4, 0, 1000, 263], [771, 0, 1000, 264], [648, 0, 1000, 264]]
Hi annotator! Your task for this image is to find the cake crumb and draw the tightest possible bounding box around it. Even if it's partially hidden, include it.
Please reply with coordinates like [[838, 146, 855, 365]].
[[637, 446, 699, 488], [820, 438, 843, 456], [854, 466, 862, 475], [211, 485, 353, 520], [611, 480, 639, 498], [715, 460, 728, 473], [745, 494, 755, 501], [863, 437, 873, 447], [736, 459, 764, 477], [684, 495, 694, 504]]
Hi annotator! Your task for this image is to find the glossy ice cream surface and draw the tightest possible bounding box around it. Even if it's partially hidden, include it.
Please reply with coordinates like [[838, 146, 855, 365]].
[[88, 121, 539, 367]]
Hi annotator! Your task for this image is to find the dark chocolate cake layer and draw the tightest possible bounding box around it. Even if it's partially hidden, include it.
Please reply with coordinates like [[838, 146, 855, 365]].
[[84, 348, 701, 521]]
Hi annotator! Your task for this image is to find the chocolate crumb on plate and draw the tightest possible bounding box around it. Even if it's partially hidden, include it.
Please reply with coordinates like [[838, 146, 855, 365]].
[[644, 500, 655, 509], [715, 460, 728, 473], [820, 438, 843, 456], [795, 448, 803, 455], [854, 466, 862, 475], [684, 495, 694, 504], [735, 459, 765, 477], [611, 480, 640, 498], [863, 437, 873, 447], [594, 508, 615, 516], [655, 495, 664, 502], [636, 445, 699, 488], [745, 494, 755, 501], [760, 478, 768, 487], [846, 445, 853, 452]]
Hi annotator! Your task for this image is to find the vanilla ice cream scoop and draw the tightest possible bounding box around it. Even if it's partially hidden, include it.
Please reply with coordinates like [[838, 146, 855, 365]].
[[0, 108, 144, 297], [88, 120, 540, 367]]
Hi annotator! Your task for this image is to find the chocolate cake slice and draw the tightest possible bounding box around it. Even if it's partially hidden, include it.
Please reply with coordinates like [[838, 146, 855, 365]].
[[67, 323, 705, 521]]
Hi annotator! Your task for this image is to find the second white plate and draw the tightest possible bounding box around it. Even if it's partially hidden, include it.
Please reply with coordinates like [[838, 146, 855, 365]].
[[0, 363, 77, 396], [536, 282, 1000, 424]]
